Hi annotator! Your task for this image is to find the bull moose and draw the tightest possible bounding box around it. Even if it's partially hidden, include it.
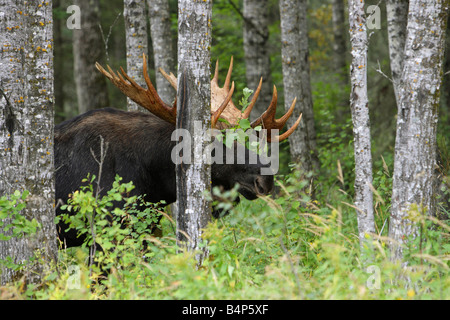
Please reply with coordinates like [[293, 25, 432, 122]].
[[55, 55, 301, 248]]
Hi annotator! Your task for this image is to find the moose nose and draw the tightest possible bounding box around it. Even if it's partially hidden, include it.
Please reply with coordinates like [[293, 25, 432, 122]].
[[254, 175, 274, 195]]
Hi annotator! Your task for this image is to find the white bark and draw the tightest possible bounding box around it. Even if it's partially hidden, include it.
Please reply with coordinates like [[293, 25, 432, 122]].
[[176, 0, 212, 261], [0, 0, 57, 284], [389, 0, 449, 262], [386, 0, 409, 104], [348, 0, 375, 246], [279, 0, 319, 173], [147, 0, 176, 104], [124, 0, 149, 111]]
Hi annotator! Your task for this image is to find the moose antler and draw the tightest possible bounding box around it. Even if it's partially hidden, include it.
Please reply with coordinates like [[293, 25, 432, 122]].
[[158, 57, 247, 129], [250, 87, 302, 142], [96, 54, 302, 142], [95, 55, 177, 125], [209, 57, 262, 129]]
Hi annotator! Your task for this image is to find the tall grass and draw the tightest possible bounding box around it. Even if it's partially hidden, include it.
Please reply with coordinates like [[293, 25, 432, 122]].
[[1, 164, 448, 299]]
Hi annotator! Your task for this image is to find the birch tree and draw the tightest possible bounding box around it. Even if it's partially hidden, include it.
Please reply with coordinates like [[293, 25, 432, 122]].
[[0, 0, 57, 284], [386, 0, 409, 104], [147, 0, 176, 104], [243, 0, 273, 120], [389, 0, 449, 262], [279, 0, 319, 174], [348, 0, 375, 246], [124, 0, 149, 111], [176, 0, 212, 262], [72, 0, 109, 114]]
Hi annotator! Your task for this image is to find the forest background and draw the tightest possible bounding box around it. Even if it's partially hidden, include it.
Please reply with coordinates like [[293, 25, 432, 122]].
[[0, 0, 449, 299]]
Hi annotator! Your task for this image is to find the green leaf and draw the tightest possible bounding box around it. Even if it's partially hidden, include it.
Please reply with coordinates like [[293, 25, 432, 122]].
[[112, 193, 122, 202], [21, 190, 29, 200], [218, 118, 230, 125], [238, 118, 251, 130]]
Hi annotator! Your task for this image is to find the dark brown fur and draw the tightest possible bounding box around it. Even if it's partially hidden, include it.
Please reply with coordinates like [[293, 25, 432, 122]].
[[55, 108, 273, 247]]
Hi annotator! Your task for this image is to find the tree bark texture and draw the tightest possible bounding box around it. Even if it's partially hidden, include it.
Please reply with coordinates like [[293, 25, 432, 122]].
[[389, 0, 449, 262], [147, 0, 176, 105], [124, 0, 149, 111], [176, 0, 212, 260], [348, 0, 376, 246], [0, 0, 57, 284], [243, 0, 273, 121], [386, 0, 409, 104], [279, 0, 319, 174], [72, 0, 109, 114]]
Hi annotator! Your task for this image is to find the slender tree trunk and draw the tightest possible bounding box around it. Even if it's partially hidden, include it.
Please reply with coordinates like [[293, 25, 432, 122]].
[[279, 0, 319, 175], [243, 0, 273, 121], [147, 0, 176, 104], [176, 0, 212, 263], [386, 0, 409, 104], [389, 0, 449, 262], [332, 0, 348, 82], [73, 0, 109, 114], [0, 0, 57, 285], [348, 0, 375, 247], [124, 0, 149, 111]]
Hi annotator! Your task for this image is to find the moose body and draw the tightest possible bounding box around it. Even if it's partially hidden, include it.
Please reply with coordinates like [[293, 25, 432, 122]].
[[55, 107, 274, 247], [55, 56, 301, 248]]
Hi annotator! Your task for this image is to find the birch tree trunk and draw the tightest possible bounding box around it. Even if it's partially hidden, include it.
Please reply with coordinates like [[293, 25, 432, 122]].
[[386, 0, 409, 104], [279, 0, 319, 174], [389, 0, 449, 262], [124, 0, 149, 111], [176, 0, 212, 263], [243, 0, 273, 121], [0, 0, 57, 285], [73, 0, 109, 114], [147, 0, 176, 104], [348, 0, 375, 247]]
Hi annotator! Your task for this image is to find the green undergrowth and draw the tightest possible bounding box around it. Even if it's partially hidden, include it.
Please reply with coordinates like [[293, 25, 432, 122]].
[[1, 167, 449, 300], [1, 78, 449, 300]]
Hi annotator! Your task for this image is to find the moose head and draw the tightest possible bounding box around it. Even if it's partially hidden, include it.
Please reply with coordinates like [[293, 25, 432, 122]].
[[54, 55, 301, 247]]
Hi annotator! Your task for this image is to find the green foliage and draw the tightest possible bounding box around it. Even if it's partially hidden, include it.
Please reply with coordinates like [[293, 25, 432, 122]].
[[56, 174, 163, 284], [0, 190, 42, 273], [313, 80, 354, 197], [0, 190, 40, 242], [1, 0, 448, 300], [1, 167, 448, 300], [216, 87, 264, 154]]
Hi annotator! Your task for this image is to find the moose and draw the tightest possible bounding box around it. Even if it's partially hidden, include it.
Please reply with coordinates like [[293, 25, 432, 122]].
[[54, 55, 301, 248]]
